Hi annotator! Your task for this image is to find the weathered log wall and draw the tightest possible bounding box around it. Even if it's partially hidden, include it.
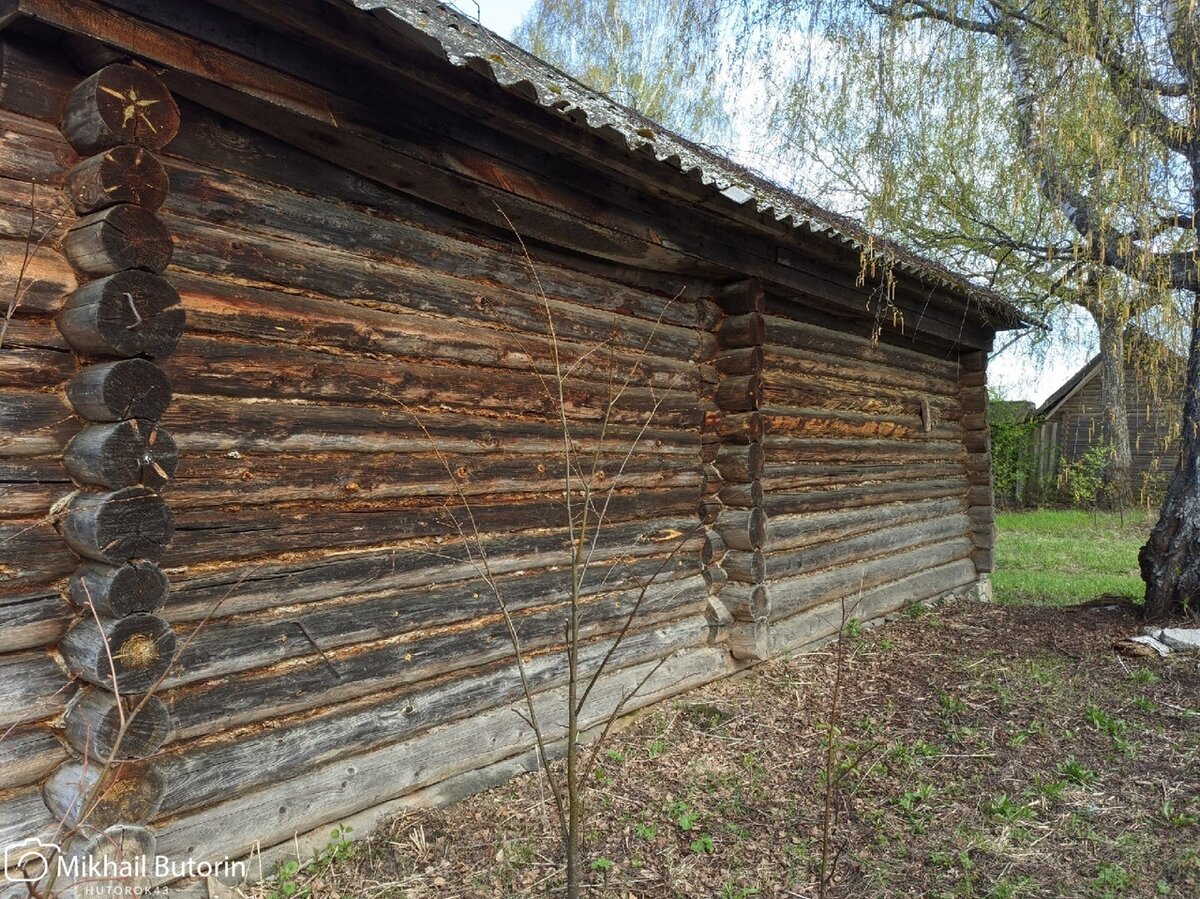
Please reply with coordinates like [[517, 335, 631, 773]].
[[0, 14, 994, 884]]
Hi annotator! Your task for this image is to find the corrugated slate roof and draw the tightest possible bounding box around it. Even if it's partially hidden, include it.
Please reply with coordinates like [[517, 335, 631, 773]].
[[343, 0, 1030, 330]]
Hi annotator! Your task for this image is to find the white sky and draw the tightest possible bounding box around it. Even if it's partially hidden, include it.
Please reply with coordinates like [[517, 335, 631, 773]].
[[461, 0, 1093, 404]]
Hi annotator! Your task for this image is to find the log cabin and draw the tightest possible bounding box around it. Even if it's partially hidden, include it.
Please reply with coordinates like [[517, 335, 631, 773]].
[[0, 0, 1027, 890]]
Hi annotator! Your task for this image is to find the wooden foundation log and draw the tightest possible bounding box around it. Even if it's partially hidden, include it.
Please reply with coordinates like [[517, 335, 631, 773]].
[[61, 64, 180, 155], [63, 689, 173, 760], [716, 312, 764, 349], [63, 420, 178, 489], [57, 824, 157, 896], [715, 374, 763, 412], [62, 204, 174, 275], [57, 487, 174, 563], [57, 270, 184, 358], [727, 618, 770, 661], [67, 560, 170, 617], [715, 442, 763, 482], [723, 549, 765, 584], [66, 358, 172, 422], [43, 760, 166, 829], [721, 583, 769, 621], [714, 346, 763, 377], [716, 507, 768, 552], [65, 144, 170, 214], [60, 612, 176, 693]]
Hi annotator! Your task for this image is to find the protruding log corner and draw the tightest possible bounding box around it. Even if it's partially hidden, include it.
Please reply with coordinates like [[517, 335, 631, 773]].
[[63, 203, 174, 276], [67, 560, 170, 617], [57, 270, 184, 358], [60, 612, 177, 693], [66, 144, 170, 214], [43, 760, 167, 829], [61, 63, 180, 155], [63, 689, 173, 759], [64, 419, 179, 489], [66, 358, 172, 422], [57, 486, 175, 563]]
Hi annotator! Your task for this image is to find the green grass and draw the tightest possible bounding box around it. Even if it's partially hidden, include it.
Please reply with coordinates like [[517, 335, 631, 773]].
[[993, 509, 1152, 606]]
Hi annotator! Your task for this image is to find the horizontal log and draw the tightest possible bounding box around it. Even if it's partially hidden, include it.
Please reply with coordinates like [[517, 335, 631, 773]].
[[0, 238, 77, 315], [62, 203, 174, 276], [58, 486, 174, 563], [699, 528, 724, 566], [60, 612, 177, 693], [715, 507, 769, 552], [728, 618, 771, 661], [721, 583, 769, 621], [0, 723, 66, 791], [973, 547, 994, 572], [0, 650, 68, 727], [153, 646, 729, 872], [0, 590, 74, 653], [960, 350, 987, 372], [763, 346, 958, 401], [65, 144, 170, 213], [63, 419, 178, 489], [716, 411, 763, 444], [702, 563, 728, 594], [714, 442, 763, 482], [716, 479, 763, 508], [716, 313, 764, 350], [154, 618, 706, 815], [967, 485, 993, 506], [766, 437, 967, 466], [770, 537, 973, 620], [768, 496, 968, 553], [714, 346, 763, 377], [764, 315, 960, 381], [704, 595, 732, 627], [723, 549, 765, 584], [63, 689, 173, 760], [57, 269, 185, 358], [0, 336, 74, 391], [762, 380, 961, 422], [68, 560, 170, 616], [763, 478, 969, 517], [160, 394, 698, 457], [770, 558, 978, 654], [43, 759, 166, 829], [66, 358, 172, 422], [0, 36, 74, 126], [61, 63, 180, 155], [959, 370, 986, 389], [714, 278, 765, 315], [762, 460, 963, 492], [715, 374, 762, 412], [157, 157, 714, 333], [162, 517, 703, 623], [166, 560, 704, 687], [55, 825, 157, 898], [165, 212, 711, 364], [0, 789, 57, 857], [759, 406, 962, 442], [165, 580, 707, 740], [163, 333, 699, 428], [769, 513, 971, 582]]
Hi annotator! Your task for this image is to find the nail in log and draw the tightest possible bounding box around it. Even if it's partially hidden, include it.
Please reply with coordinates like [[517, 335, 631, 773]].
[[58, 487, 174, 563], [63, 204, 173, 276], [65, 420, 178, 489], [65, 145, 170, 214], [43, 760, 167, 829], [66, 358, 172, 422], [68, 560, 170, 617], [58, 270, 184, 358], [63, 689, 173, 759], [60, 612, 176, 693], [61, 64, 180, 155]]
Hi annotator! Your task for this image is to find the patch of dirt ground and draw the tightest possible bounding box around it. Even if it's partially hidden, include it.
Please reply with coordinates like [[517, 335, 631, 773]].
[[262, 599, 1200, 898]]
